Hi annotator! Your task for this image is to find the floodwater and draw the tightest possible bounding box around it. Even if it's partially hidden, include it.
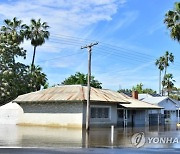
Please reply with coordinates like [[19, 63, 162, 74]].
[[0, 124, 180, 148]]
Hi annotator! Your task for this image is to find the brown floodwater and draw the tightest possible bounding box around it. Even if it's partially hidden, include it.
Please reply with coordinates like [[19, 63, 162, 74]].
[[0, 124, 180, 148]]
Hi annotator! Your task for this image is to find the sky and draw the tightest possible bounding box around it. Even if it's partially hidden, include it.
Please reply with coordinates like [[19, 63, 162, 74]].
[[0, 0, 179, 92]]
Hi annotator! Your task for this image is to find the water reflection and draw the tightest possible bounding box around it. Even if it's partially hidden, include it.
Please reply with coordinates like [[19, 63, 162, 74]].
[[0, 124, 180, 148]]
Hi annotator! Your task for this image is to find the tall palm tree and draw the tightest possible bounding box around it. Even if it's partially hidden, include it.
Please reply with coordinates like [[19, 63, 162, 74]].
[[163, 51, 174, 77], [155, 56, 164, 95], [162, 73, 175, 96], [164, 2, 180, 43], [26, 19, 50, 68]]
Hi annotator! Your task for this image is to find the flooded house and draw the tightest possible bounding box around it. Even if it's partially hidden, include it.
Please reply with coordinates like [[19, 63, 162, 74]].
[[12, 85, 162, 128], [141, 95, 180, 124]]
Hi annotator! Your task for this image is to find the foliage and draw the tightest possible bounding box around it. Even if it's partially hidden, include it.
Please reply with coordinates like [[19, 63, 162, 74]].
[[163, 51, 174, 76], [118, 83, 156, 95], [27, 65, 48, 91], [143, 88, 157, 94], [155, 51, 174, 95], [155, 56, 165, 72], [164, 2, 180, 43], [155, 56, 164, 94], [61, 72, 102, 89], [162, 73, 175, 96], [169, 94, 180, 101], [0, 17, 48, 105], [132, 83, 156, 94], [169, 87, 180, 100], [25, 19, 50, 67], [117, 89, 132, 94]]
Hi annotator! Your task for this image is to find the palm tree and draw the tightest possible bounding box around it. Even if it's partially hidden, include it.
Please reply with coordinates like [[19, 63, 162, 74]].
[[26, 19, 50, 68], [164, 2, 180, 43], [162, 73, 175, 96], [163, 51, 174, 77], [155, 56, 164, 94], [1, 17, 25, 44]]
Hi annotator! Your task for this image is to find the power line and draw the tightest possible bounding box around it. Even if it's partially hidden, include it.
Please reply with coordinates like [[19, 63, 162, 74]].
[[37, 52, 83, 63]]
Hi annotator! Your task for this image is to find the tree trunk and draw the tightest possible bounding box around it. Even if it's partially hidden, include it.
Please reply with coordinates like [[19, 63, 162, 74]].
[[164, 66, 167, 77], [162, 67, 167, 96], [31, 46, 37, 70], [159, 70, 161, 95]]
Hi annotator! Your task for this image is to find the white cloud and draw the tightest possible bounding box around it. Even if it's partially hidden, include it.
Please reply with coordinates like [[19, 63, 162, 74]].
[[112, 11, 139, 32], [0, 0, 126, 57], [0, 0, 126, 34]]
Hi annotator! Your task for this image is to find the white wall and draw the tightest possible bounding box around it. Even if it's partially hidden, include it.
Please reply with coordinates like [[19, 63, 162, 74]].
[[0, 103, 23, 124], [17, 102, 84, 128], [148, 99, 178, 123], [18, 113, 83, 128], [159, 99, 177, 123]]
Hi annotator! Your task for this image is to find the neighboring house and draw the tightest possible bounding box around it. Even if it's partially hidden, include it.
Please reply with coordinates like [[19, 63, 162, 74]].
[[12, 85, 161, 128], [142, 96, 179, 124], [138, 94, 153, 101], [0, 102, 23, 124]]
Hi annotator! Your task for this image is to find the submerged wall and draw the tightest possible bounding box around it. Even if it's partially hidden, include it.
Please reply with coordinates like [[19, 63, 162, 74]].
[[0, 102, 23, 124], [17, 102, 83, 128], [18, 113, 83, 128]]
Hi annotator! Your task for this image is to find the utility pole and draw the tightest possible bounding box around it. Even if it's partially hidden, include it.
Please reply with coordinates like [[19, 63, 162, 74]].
[[81, 42, 98, 131]]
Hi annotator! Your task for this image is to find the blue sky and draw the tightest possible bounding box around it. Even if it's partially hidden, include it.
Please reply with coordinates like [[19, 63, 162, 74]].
[[0, 0, 179, 92]]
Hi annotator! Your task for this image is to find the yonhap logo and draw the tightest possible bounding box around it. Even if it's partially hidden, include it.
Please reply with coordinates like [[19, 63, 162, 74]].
[[131, 132, 145, 148], [131, 132, 179, 148]]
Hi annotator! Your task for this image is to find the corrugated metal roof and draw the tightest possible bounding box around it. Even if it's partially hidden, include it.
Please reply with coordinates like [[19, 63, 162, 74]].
[[142, 97, 168, 104], [13, 85, 161, 109], [138, 94, 153, 100], [13, 85, 128, 103], [117, 93, 162, 109], [142, 96, 177, 106]]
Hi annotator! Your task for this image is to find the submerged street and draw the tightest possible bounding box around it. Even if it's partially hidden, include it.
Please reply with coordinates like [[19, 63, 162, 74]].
[[0, 124, 180, 149]]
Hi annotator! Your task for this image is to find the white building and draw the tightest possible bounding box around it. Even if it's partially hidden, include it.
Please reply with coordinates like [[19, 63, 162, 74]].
[[141, 95, 179, 124], [10, 85, 162, 128]]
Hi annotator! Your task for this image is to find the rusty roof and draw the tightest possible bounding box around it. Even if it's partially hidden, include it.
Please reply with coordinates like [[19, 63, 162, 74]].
[[13, 85, 161, 109], [13, 85, 128, 103]]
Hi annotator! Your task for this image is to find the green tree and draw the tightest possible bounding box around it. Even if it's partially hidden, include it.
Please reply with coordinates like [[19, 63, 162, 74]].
[[132, 83, 143, 93], [162, 73, 175, 96], [143, 88, 156, 95], [132, 83, 156, 95], [0, 17, 48, 105], [164, 2, 180, 43], [155, 51, 174, 95], [155, 56, 165, 94], [0, 18, 27, 104], [169, 87, 180, 100], [25, 19, 50, 67], [27, 65, 47, 91], [163, 51, 174, 76], [61, 72, 102, 89], [117, 89, 132, 94], [1, 17, 25, 44]]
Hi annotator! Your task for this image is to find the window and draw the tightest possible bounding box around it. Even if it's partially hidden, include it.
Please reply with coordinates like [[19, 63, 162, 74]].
[[91, 107, 110, 119], [164, 110, 171, 118], [176, 110, 180, 117]]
